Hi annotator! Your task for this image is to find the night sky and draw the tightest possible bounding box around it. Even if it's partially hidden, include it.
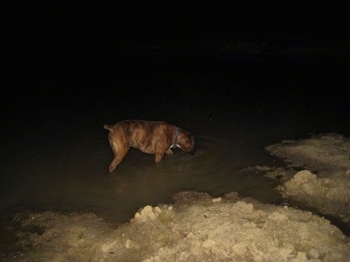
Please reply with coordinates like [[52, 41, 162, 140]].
[[2, 2, 350, 131]]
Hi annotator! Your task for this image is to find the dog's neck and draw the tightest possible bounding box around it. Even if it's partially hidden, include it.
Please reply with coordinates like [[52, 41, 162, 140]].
[[171, 127, 180, 148]]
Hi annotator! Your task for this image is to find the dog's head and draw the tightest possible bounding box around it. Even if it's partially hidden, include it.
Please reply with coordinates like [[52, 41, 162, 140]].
[[178, 129, 196, 155]]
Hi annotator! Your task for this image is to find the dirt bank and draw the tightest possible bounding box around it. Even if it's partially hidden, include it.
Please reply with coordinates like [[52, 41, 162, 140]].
[[265, 133, 350, 225], [2, 191, 350, 261]]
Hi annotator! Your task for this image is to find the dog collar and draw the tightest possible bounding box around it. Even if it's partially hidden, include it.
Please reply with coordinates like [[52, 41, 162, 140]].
[[171, 127, 179, 148]]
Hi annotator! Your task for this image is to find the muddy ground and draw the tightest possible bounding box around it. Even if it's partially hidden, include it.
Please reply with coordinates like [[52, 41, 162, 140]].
[[1, 133, 350, 261]]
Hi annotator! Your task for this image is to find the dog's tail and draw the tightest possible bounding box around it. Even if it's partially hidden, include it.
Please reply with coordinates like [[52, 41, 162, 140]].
[[103, 124, 114, 132]]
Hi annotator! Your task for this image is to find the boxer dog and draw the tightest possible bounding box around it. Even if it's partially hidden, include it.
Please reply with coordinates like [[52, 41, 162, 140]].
[[103, 120, 195, 172]]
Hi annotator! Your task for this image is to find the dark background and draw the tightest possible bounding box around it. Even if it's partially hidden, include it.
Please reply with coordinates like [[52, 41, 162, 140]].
[[2, 2, 350, 143]]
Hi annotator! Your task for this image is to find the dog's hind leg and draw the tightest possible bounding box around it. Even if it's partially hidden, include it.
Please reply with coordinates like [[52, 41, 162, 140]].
[[108, 139, 129, 173]]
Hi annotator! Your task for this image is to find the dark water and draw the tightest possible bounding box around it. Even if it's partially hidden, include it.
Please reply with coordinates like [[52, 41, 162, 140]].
[[1, 47, 349, 235]]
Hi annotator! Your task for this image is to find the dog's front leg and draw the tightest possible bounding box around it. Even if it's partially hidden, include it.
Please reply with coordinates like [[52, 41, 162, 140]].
[[155, 151, 165, 163], [155, 142, 169, 163]]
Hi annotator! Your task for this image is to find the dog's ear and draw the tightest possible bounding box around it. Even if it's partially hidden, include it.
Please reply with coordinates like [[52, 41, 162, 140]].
[[103, 124, 114, 131]]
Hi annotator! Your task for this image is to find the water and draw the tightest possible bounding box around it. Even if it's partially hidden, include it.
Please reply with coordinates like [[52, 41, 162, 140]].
[[0, 118, 282, 225], [1, 47, 349, 229]]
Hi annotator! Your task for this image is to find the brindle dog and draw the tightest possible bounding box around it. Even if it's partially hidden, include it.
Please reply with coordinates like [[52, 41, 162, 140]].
[[103, 120, 195, 173]]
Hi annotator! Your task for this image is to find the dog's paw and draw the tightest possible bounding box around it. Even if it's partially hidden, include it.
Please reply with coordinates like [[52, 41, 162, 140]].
[[109, 165, 116, 173]]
